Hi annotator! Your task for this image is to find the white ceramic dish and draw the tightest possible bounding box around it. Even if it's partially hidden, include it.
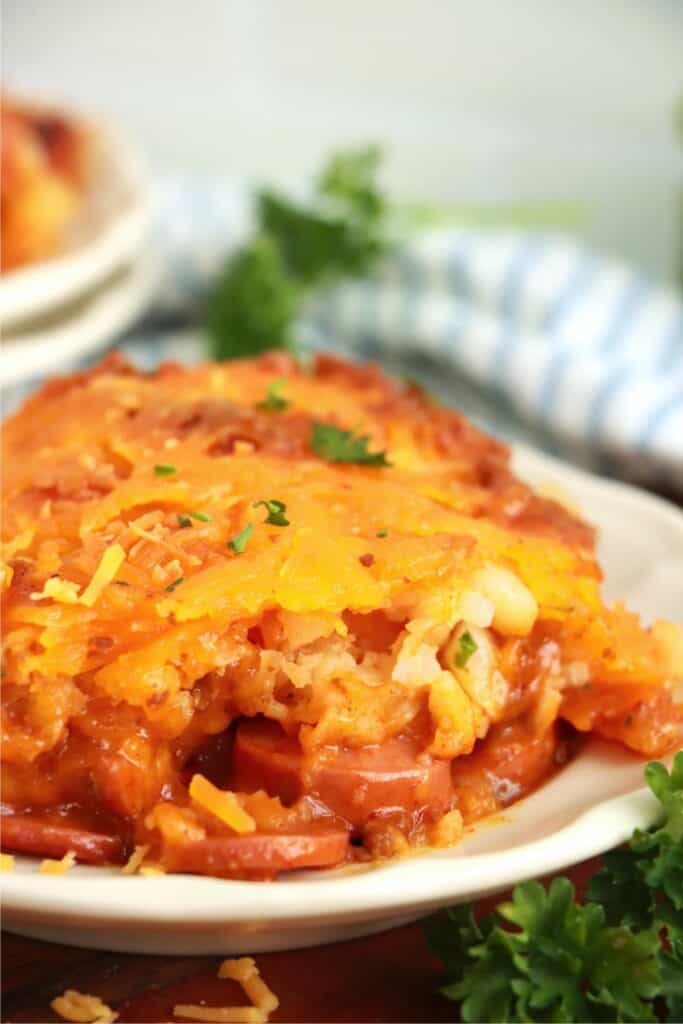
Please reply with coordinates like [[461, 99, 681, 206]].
[[0, 251, 158, 390], [0, 121, 149, 332], [2, 445, 682, 954]]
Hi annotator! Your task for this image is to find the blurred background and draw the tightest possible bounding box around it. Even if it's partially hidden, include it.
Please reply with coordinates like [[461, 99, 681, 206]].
[[2, 0, 682, 488], [5, 0, 682, 279]]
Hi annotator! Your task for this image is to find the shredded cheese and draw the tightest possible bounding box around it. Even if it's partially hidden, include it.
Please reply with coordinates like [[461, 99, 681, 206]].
[[79, 544, 126, 607], [218, 958, 279, 1015], [51, 989, 118, 1023], [173, 1006, 266, 1023], [189, 775, 256, 834], [0, 853, 16, 871], [120, 844, 149, 875], [30, 577, 81, 604], [138, 863, 166, 876], [39, 850, 76, 874]]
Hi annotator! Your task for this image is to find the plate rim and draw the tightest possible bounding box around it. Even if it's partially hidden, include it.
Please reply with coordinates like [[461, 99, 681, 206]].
[[0, 251, 159, 388]]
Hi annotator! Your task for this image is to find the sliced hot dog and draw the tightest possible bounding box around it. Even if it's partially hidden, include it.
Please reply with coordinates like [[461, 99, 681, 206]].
[[451, 721, 558, 822], [233, 717, 454, 828], [161, 827, 349, 877], [0, 812, 124, 864]]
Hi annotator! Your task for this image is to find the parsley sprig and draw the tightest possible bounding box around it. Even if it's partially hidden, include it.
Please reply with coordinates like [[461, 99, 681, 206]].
[[205, 147, 387, 360], [311, 421, 390, 466], [425, 753, 683, 1022]]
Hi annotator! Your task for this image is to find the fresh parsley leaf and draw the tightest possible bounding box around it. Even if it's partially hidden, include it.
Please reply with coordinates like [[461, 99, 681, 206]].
[[310, 421, 390, 466], [189, 511, 211, 522], [255, 379, 289, 412], [165, 576, 184, 593], [205, 147, 388, 360], [228, 522, 253, 554], [455, 630, 477, 668], [177, 514, 193, 529], [206, 235, 300, 360], [154, 464, 177, 477], [426, 752, 683, 1022], [253, 499, 289, 526]]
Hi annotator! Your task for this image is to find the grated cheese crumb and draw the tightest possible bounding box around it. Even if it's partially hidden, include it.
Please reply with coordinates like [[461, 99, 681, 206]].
[[80, 545, 126, 607], [30, 576, 81, 604], [430, 808, 464, 847], [189, 775, 256, 834], [51, 989, 118, 1023], [138, 863, 166, 876], [0, 853, 15, 871], [120, 844, 149, 875], [40, 850, 77, 874]]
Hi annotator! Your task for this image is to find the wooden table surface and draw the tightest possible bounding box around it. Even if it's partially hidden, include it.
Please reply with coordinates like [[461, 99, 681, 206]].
[[1, 861, 599, 1023]]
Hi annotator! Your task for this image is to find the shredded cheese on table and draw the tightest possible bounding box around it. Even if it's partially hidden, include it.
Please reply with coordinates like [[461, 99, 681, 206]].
[[0, 853, 15, 871], [39, 850, 76, 874], [218, 958, 279, 1015], [173, 957, 279, 1023], [51, 989, 118, 1023], [173, 1006, 266, 1023]]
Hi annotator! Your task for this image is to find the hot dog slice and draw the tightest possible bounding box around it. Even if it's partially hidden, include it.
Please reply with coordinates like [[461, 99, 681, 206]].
[[0, 813, 124, 864], [233, 718, 454, 828], [162, 827, 349, 877]]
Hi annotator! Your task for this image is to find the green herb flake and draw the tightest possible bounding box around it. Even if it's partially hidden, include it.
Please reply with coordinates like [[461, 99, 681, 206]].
[[154, 464, 177, 477], [165, 576, 184, 593], [253, 499, 289, 527], [376, 529, 388, 538], [228, 522, 254, 554], [113, 580, 130, 587], [189, 511, 211, 522], [455, 630, 477, 668], [255, 379, 289, 412], [310, 422, 390, 467], [177, 514, 193, 529]]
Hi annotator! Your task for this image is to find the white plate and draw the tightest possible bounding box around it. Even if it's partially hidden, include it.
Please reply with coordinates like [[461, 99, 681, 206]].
[[0, 251, 159, 390], [2, 445, 682, 954], [0, 121, 149, 332]]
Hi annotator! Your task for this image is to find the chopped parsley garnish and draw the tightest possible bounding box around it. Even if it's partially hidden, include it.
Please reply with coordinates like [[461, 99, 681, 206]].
[[255, 379, 289, 412], [189, 511, 211, 522], [310, 422, 390, 466], [253, 499, 289, 526], [424, 753, 683, 1023], [154, 464, 177, 477], [376, 529, 389, 538], [165, 576, 184, 593], [177, 514, 193, 529], [455, 630, 477, 668], [113, 580, 130, 587], [228, 522, 253, 554]]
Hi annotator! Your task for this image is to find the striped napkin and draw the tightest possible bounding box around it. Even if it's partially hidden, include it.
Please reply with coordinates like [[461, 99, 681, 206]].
[[146, 178, 683, 490]]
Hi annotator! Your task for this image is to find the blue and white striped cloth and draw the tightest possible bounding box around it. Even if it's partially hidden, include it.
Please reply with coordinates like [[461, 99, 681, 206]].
[[11, 177, 683, 490]]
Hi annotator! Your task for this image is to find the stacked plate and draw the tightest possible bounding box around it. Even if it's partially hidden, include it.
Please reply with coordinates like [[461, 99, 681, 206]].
[[1, 120, 155, 392]]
